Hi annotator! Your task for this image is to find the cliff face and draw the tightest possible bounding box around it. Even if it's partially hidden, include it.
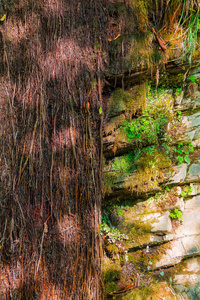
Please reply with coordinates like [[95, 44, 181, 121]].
[[102, 2, 200, 298], [102, 65, 200, 299]]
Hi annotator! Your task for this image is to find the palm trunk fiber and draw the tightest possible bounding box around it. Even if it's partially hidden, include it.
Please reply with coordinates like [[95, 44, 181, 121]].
[[0, 1, 106, 299]]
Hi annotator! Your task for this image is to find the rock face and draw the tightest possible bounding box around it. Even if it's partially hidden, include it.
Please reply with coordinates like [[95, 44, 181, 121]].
[[102, 69, 200, 299]]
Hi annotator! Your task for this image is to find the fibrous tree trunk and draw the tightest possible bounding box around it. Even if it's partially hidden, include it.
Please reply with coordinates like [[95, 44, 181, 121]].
[[0, 1, 107, 299]]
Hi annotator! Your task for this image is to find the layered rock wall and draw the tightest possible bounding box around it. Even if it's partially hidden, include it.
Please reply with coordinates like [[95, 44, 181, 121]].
[[102, 66, 200, 299]]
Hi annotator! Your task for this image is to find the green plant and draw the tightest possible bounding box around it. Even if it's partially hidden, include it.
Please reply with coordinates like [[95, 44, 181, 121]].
[[174, 142, 193, 164], [180, 184, 194, 197], [122, 87, 173, 147], [160, 271, 164, 276], [147, 191, 169, 206], [189, 143, 194, 152], [170, 209, 183, 221], [176, 110, 182, 123], [114, 156, 130, 174], [124, 114, 161, 144], [165, 186, 171, 192], [175, 88, 183, 96], [112, 151, 138, 174], [111, 205, 125, 217], [143, 146, 156, 156], [188, 75, 197, 84], [146, 260, 153, 270], [100, 220, 128, 243], [102, 214, 110, 225], [181, 8, 200, 63]]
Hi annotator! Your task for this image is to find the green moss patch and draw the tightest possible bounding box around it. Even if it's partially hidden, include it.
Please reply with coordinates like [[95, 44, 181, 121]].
[[107, 83, 148, 119], [103, 258, 121, 294], [121, 282, 178, 300], [124, 147, 172, 194]]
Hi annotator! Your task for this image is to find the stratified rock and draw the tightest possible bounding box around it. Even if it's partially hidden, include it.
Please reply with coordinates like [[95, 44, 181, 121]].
[[180, 112, 200, 146], [151, 211, 172, 233], [186, 158, 200, 182], [121, 282, 183, 300], [174, 85, 200, 112], [174, 275, 200, 286], [184, 195, 200, 209], [175, 195, 200, 238], [104, 114, 126, 135], [173, 277, 200, 300], [167, 164, 188, 184], [182, 257, 200, 273], [103, 128, 136, 158], [186, 183, 200, 196], [154, 235, 200, 269], [103, 59, 200, 299], [174, 90, 184, 106]]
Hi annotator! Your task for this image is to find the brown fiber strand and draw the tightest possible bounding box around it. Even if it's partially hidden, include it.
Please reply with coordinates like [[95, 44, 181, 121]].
[[0, 0, 106, 299]]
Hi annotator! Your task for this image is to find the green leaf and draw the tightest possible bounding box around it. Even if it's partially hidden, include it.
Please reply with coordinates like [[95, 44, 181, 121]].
[[177, 143, 183, 148], [99, 107, 102, 115], [189, 144, 194, 152], [160, 271, 164, 276], [184, 156, 190, 164], [177, 156, 184, 163], [180, 191, 186, 196], [188, 75, 197, 84], [177, 212, 182, 218]]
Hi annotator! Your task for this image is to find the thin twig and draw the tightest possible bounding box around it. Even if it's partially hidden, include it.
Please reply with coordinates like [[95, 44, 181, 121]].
[[34, 222, 47, 279], [61, 226, 73, 233]]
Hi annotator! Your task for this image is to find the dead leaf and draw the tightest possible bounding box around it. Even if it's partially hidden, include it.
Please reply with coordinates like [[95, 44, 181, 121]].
[[152, 28, 167, 52]]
